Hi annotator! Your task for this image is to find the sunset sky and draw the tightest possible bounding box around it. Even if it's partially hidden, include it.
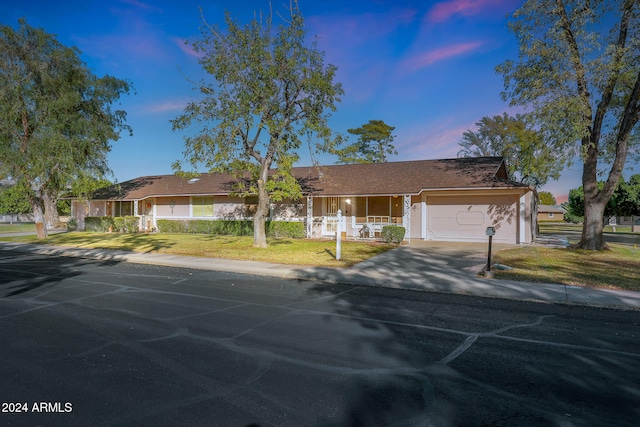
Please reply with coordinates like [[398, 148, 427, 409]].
[[4, 0, 635, 203]]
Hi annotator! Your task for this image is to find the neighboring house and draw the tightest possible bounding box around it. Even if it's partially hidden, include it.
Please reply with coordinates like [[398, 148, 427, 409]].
[[613, 215, 640, 226], [537, 205, 565, 222], [70, 157, 536, 244]]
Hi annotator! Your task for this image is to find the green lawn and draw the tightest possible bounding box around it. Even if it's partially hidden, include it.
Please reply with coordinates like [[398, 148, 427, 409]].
[[0, 232, 394, 268], [0, 223, 36, 234], [494, 223, 640, 291], [3, 223, 640, 291], [540, 222, 636, 234], [493, 244, 640, 291]]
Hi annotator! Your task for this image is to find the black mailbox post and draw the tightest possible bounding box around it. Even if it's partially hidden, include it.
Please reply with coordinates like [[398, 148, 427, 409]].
[[485, 226, 495, 278]]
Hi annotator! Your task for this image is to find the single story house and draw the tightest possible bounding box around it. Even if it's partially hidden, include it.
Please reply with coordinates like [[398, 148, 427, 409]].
[[70, 157, 537, 244], [537, 205, 565, 222], [613, 215, 640, 226]]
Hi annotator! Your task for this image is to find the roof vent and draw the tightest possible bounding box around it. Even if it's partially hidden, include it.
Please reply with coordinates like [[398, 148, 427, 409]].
[[188, 178, 200, 184]]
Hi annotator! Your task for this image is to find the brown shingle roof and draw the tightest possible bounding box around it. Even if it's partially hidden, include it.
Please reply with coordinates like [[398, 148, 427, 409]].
[[537, 205, 565, 214], [91, 157, 529, 200]]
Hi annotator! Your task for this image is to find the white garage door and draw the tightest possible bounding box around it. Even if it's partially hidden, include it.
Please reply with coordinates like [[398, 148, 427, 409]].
[[426, 195, 518, 243]]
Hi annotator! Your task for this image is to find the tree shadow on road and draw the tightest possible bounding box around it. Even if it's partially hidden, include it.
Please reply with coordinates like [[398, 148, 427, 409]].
[[0, 251, 121, 297], [303, 280, 640, 426], [41, 232, 177, 254]]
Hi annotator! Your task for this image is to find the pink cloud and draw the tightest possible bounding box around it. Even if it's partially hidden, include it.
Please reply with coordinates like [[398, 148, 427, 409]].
[[427, 0, 507, 23], [305, 8, 418, 104], [402, 41, 484, 72], [308, 8, 417, 57], [172, 37, 201, 58], [141, 99, 189, 114], [393, 119, 471, 161]]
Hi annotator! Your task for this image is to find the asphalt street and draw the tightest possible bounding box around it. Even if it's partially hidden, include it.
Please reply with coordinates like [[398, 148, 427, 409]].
[[1, 249, 639, 426]]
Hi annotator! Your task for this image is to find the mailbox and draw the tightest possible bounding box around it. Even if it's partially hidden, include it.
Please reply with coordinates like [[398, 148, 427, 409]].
[[485, 226, 496, 278]]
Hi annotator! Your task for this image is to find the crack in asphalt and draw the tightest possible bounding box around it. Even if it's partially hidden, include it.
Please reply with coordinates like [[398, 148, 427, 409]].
[[439, 315, 556, 365]]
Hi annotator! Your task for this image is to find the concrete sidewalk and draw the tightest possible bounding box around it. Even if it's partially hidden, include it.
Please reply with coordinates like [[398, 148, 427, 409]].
[[0, 240, 638, 310]]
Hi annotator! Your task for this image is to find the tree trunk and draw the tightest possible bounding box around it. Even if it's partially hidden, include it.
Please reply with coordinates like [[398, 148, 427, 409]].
[[43, 191, 61, 229], [575, 193, 608, 250], [30, 196, 48, 239], [253, 177, 269, 249]]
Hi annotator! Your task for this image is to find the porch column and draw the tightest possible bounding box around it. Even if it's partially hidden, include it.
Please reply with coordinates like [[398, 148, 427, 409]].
[[306, 196, 313, 238], [152, 198, 157, 230], [403, 195, 411, 242], [519, 194, 526, 244], [133, 199, 139, 231]]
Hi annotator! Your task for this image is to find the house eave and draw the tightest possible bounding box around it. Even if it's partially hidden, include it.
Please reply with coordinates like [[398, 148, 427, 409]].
[[420, 186, 532, 193]]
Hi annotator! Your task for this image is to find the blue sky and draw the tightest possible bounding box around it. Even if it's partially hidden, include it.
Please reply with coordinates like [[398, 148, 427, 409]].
[[2, 0, 615, 203]]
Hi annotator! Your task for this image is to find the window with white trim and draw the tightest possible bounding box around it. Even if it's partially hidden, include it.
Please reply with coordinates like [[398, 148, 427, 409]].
[[192, 196, 214, 217]]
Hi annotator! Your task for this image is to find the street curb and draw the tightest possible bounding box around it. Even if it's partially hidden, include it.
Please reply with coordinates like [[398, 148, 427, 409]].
[[1, 241, 638, 311]]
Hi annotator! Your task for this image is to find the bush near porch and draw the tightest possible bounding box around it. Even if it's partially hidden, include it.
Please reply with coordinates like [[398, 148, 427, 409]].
[[84, 216, 139, 233], [381, 225, 405, 244], [84, 216, 112, 232]]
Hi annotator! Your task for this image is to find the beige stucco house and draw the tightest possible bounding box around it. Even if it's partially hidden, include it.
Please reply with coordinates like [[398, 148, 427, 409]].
[[70, 157, 537, 244], [614, 215, 640, 227], [537, 205, 565, 222]]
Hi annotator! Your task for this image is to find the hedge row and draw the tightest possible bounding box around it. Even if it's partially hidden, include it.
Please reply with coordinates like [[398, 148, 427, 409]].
[[84, 216, 139, 233], [156, 219, 305, 238], [267, 221, 306, 238], [156, 219, 253, 235]]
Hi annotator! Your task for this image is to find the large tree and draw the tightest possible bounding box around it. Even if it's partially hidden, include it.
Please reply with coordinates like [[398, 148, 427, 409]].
[[538, 191, 557, 205], [497, 0, 640, 250], [0, 19, 131, 238], [458, 113, 561, 187], [172, 3, 343, 248], [568, 174, 640, 220], [333, 119, 397, 164]]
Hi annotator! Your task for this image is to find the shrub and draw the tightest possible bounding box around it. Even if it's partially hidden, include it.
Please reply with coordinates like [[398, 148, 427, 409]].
[[67, 217, 78, 232], [112, 217, 125, 232], [381, 225, 405, 244], [216, 220, 254, 236], [111, 216, 139, 233], [123, 216, 139, 233], [266, 221, 305, 238], [186, 220, 214, 234], [562, 212, 582, 224], [85, 216, 114, 232], [156, 219, 188, 233], [155, 219, 304, 238]]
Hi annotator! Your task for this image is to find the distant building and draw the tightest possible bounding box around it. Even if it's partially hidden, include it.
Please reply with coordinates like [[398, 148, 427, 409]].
[[537, 205, 565, 222], [614, 215, 640, 226]]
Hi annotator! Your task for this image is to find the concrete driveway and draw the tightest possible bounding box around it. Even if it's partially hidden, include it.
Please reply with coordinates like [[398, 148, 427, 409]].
[[399, 240, 515, 273]]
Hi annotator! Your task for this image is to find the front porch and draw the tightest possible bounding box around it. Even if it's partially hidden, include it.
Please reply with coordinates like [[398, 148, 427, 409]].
[[306, 195, 412, 240]]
